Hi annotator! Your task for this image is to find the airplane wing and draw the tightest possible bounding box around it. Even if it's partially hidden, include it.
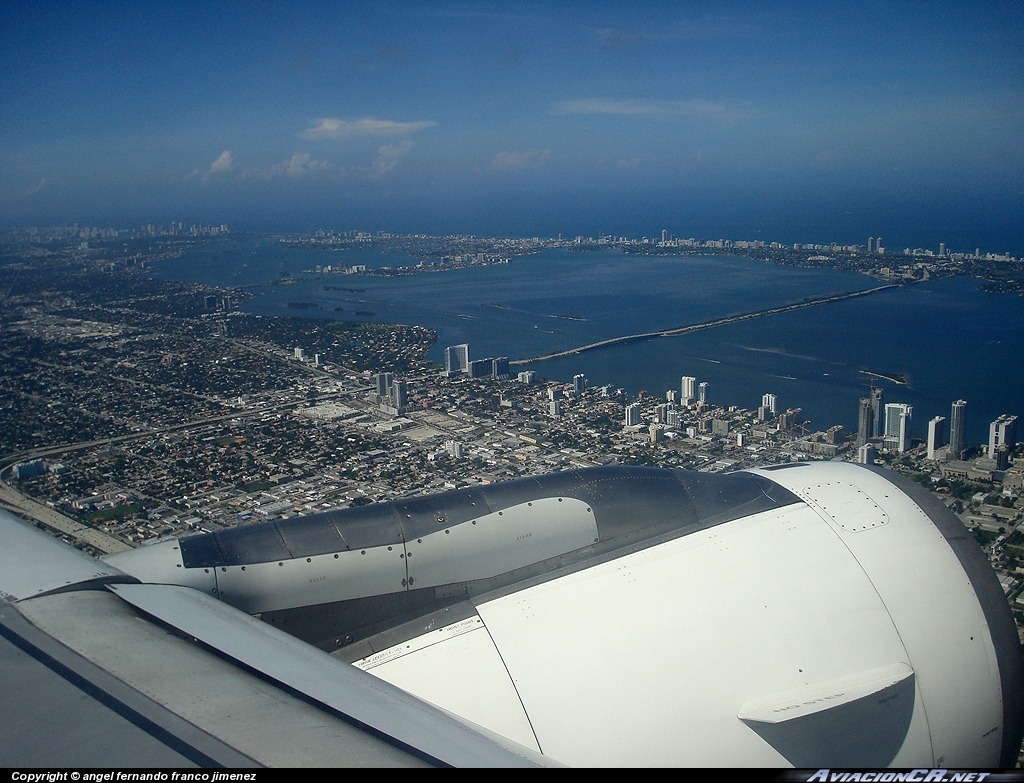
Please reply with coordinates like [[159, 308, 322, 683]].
[[2, 462, 1021, 767]]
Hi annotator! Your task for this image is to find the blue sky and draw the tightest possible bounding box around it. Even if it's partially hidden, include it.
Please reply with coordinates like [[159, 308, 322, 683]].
[[2, 1, 1022, 250]]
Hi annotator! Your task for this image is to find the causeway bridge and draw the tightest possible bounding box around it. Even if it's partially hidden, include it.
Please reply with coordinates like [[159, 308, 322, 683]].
[[509, 284, 896, 366]]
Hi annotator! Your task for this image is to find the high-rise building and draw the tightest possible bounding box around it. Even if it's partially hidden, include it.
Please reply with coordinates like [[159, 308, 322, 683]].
[[761, 393, 777, 416], [517, 371, 536, 384], [492, 357, 510, 379], [444, 344, 469, 374], [949, 400, 967, 459], [868, 237, 874, 252], [680, 376, 696, 405], [884, 404, 913, 453], [374, 372, 394, 401], [549, 400, 562, 417], [468, 358, 492, 378], [871, 387, 884, 438], [988, 414, 1018, 459], [927, 416, 946, 460], [573, 374, 587, 395], [777, 408, 802, 431], [698, 382, 709, 405], [391, 379, 408, 410], [624, 403, 641, 427], [857, 398, 873, 446]]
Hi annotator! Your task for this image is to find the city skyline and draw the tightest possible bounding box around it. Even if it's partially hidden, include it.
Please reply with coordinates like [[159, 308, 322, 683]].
[[2, 2, 1023, 253]]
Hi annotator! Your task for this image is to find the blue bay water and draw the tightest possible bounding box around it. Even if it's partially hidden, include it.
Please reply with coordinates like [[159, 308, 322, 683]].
[[154, 240, 1024, 448]]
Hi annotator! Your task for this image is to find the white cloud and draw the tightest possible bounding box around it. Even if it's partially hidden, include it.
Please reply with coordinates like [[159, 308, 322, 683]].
[[209, 150, 234, 173], [488, 148, 552, 172], [269, 152, 336, 179], [238, 153, 339, 181], [187, 151, 235, 181], [370, 141, 414, 178], [552, 98, 747, 123], [299, 117, 437, 140]]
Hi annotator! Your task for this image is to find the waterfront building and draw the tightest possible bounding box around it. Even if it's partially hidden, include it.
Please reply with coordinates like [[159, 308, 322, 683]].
[[681, 376, 696, 405], [444, 344, 469, 374], [949, 400, 968, 459], [468, 358, 492, 378], [573, 374, 587, 395], [492, 357, 510, 380], [884, 404, 913, 453], [517, 371, 536, 384], [988, 415, 1018, 459], [666, 390, 679, 404], [857, 398, 873, 446], [761, 393, 778, 417], [777, 409, 802, 432], [871, 387, 884, 438], [698, 382, 709, 405], [927, 416, 946, 460]]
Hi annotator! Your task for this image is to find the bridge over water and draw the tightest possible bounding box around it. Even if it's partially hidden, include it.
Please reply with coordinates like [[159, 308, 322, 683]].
[[509, 284, 896, 366]]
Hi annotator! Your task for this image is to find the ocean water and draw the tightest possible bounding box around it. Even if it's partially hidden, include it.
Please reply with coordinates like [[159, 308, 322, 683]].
[[154, 239, 1024, 447]]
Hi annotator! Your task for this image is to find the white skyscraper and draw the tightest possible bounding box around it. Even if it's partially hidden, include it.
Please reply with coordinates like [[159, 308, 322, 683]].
[[884, 403, 913, 453], [761, 393, 778, 416], [988, 414, 1018, 459], [444, 344, 469, 374], [927, 416, 946, 460], [680, 376, 696, 405], [698, 382, 709, 405], [624, 403, 641, 427], [391, 379, 408, 410]]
